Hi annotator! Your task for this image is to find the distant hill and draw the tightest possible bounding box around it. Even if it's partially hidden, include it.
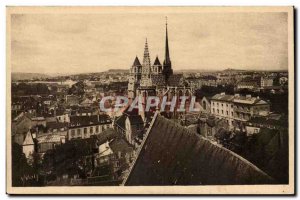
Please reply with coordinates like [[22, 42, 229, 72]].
[[106, 69, 128, 73], [175, 69, 218, 73], [12, 73, 51, 81]]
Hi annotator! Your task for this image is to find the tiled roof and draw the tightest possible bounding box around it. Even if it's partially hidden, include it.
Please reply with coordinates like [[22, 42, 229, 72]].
[[150, 74, 183, 86], [96, 128, 118, 144], [211, 94, 235, 102], [110, 137, 134, 154], [151, 74, 165, 86], [46, 121, 68, 130], [69, 114, 111, 128], [124, 113, 274, 185], [211, 93, 268, 105], [233, 96, 262, 104], [37, 134, 61, 144]]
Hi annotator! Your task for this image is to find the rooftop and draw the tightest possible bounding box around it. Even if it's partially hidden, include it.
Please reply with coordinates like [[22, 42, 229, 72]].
[[124, 113, 274, 185], [69, 114, 111, 128]]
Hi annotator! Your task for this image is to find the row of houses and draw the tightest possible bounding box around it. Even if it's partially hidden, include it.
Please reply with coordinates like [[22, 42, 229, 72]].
[[12, 113, 113, 158], [237, 76, 274, 90], [186, 73, 283, 90]]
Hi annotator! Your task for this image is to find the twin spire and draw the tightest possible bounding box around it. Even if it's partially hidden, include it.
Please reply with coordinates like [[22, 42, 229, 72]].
[[133, 17, 173, 82], [141, 17, 171, 68]]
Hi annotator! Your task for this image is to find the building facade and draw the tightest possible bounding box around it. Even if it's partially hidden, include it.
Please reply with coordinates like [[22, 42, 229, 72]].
[[68, 115, 112, 140], [210, 93, 270, 129]]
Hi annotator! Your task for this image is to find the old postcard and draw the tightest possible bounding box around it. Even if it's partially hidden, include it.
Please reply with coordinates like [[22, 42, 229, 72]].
[[6, 6, 294, 195]]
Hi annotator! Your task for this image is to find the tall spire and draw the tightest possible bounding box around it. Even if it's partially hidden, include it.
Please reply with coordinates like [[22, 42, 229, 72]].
[[143, 38, 151, 68], [164, 17, 171, 66], [163, 16, 173, 83]]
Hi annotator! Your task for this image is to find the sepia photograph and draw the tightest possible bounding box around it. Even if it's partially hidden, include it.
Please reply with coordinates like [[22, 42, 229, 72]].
[[6, 6, 294, 195]]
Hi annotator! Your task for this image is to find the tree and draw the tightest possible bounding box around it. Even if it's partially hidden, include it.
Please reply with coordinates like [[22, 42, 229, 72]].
[[68, 81, 85, 96], [11, 143, 33, 186]]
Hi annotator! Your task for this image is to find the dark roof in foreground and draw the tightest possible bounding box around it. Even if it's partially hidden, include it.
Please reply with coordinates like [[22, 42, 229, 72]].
[[123, 113, 274, 185]]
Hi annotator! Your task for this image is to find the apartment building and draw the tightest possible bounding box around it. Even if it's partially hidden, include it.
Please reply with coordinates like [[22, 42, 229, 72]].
[[211, 93, 270, 129], [210, 93, 235, 127]]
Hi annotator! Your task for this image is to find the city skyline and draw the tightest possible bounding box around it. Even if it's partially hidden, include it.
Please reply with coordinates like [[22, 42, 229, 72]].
[[11, 8, 288, 74], [7, 7, 293, 195]]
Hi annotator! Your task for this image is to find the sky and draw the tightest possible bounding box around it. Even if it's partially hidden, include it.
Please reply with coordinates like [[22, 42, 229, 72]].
[[10, 8, 288, 74]]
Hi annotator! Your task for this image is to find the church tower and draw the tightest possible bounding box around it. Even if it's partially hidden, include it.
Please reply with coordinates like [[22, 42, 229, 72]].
[[162, 17, 173, 84], [152, 56, 162, 74], [128, 56, 142, 99], [140, 38, 152, 86], [130, 56, 142, 82]]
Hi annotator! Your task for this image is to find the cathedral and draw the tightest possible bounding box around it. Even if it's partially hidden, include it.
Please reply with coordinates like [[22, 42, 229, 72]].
[[127, 19, 194, 118]]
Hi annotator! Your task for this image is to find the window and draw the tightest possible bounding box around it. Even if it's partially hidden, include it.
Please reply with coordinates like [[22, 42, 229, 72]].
[[71, 130, 75, 137], [221, 104, 223, 107], [221, 110, 224, 114], [212, 108, 215, 113], [226, 111, 229, 115], [96, 126, 99, 133], [77, 129, 81, 135], [231, 112, 233, 116], [207, 129, 212, 136], [90, 127, 93, 134], [217, 109, 219, 114], [84, 128, 87, 134]]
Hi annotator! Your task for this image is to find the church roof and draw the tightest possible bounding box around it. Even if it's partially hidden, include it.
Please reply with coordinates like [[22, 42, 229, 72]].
[[153, 56, 161, 65], [168, 74, 183, 86], [132, 56, 141, 66], [123, 113, 274, 185], [151, 74, 165, 86]]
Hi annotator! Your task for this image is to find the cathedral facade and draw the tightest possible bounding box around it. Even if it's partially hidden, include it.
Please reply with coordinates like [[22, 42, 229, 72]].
[[128, 20, 194, 118]]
